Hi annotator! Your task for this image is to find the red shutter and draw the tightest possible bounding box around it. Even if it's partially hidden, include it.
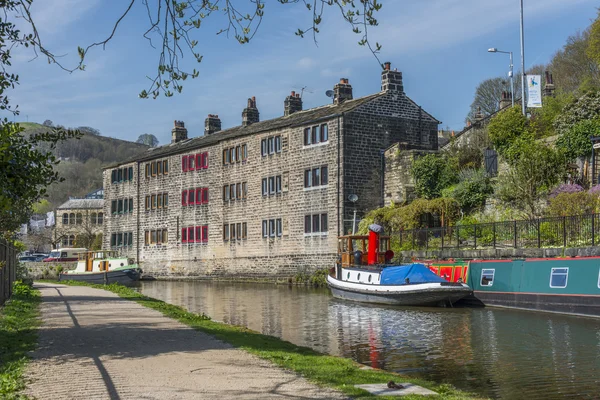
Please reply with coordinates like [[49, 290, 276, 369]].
[[188, 155, 195, 171], [203, 152, 209, 169], [182, 190, 187, 206], [202, 225, 208, 243], [188, 227, 195, 242], [202, 188, 209, 204], [182, 156, 188, 172], [195, 226, 202, 243], [181, 228, 187, 243], [195, 188, 202, 205]]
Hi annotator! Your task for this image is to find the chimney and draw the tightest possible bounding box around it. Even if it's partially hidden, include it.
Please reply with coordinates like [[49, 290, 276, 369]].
[[242, 96, 259, 127], [381, 61, 403, 93], [284, 91, 303, 116], [205, 114, 221, 135], [544, 71, 555, 98], [499, 91, 512, 109], [171, 120, 188, 143], [333, 78, 353, 105], [474, 106, 484, 125]]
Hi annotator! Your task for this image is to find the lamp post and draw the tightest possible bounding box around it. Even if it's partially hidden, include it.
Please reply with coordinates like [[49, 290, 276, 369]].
[[487, 48, 514, 108], [519, 0, 526, 115]]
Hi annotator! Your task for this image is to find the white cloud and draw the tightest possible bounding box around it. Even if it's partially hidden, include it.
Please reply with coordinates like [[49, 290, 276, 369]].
[[29, 0, 101, 36], [297, 57, 317, 69]]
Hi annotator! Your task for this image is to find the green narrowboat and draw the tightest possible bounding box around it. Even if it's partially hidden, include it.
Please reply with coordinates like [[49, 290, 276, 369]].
[[428, 258, 600, 317]]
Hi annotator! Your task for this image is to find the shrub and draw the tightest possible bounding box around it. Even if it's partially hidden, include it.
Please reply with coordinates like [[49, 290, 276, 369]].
[[411, 153, 458, 199], [590, 185, 600, 196], [546, 192, 598, 216], [452, 169, 494, 212], [550, 183, 584, 198]]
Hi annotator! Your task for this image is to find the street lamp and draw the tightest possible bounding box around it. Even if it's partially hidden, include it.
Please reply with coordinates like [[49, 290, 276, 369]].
[[519, 0, 526, 116], [487, 48, 515, 108]]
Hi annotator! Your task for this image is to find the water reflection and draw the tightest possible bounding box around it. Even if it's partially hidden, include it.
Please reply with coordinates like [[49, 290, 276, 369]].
[[140, 281, 600, 399]]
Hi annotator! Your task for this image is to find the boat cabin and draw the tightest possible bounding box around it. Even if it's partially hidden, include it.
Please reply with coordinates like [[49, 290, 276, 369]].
[[337, 234, 394, 268], [74, 251, 134, 273]]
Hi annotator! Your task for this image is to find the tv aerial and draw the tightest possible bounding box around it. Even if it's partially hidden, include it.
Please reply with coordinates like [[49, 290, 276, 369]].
[[293, 85, 313, 98]]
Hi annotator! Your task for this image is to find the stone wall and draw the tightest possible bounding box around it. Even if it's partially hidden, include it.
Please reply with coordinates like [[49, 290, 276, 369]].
[[25, 262, 77, 280]]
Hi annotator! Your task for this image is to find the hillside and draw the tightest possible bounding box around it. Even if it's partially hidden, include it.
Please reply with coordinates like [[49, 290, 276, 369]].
[[20, 123, 149, 207]]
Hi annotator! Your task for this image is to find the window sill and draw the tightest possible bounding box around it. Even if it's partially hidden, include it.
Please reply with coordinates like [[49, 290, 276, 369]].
[[303, 233, 329, 237], [302, 141, 329, 149], [303, 185, 329, 191]]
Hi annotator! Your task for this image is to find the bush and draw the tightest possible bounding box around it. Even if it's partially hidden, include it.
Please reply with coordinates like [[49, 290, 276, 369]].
[[555, 119, 600, 160], [411, 153, 458, 199], [590, 185, 600, 195], [546, 192, 598, 216], [452, 169, 494, 212], [550, 183, 584, 198]]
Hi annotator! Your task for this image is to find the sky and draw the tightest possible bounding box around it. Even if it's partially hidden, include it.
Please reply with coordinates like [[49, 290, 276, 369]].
[[6, 0, 599, 144]]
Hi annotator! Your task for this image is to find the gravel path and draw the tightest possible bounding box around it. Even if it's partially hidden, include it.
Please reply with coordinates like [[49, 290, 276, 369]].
[[24, 283, 346, 400]]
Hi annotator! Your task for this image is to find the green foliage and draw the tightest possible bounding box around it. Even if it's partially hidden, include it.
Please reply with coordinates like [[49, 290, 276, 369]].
[[136, 133, 159, 147], [494, 139, 564, 219], [529, 93, 574, 138], [556, 118, 600, 160], [546, 192, 598, 217], [0, 281, 40, 399], [554, 90, 600, 135], [32, 200, 53, 215], [57, 281, 480, 400], [487, 106, 530, 158], [411, 154, 458, 199], [90, 234, 103, 251], [293, 269, 328, 287], [452, 169, 494, 212]]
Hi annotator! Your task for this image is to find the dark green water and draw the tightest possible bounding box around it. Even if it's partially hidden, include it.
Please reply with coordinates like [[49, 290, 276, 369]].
[[139, 280, 600, 399]]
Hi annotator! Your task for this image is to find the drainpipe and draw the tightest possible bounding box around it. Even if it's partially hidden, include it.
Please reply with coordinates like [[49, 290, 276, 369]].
[[380, 149, 385, 208], [136, 161, 140, 264], [337, 114, 344, 236]]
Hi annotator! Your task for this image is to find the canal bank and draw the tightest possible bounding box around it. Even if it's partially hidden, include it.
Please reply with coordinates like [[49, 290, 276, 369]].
[[29, 282, 482, 400]]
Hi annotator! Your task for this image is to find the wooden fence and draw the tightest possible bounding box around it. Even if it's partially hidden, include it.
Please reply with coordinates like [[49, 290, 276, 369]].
[[0, 238, 17, 306]]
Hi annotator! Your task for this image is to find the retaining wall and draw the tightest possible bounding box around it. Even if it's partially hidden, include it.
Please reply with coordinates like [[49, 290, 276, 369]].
[[398, 246, 600, 262]]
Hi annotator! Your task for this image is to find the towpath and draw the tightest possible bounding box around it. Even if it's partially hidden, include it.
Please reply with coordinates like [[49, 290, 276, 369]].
[[24, 283, 346, 400]]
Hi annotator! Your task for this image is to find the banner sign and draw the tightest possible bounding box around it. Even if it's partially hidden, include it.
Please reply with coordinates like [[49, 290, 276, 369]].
[[527, 75, 542, 108]]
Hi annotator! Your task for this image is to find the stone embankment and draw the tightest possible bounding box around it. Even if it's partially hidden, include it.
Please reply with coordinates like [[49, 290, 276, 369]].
[[24, 262, 77, 279]]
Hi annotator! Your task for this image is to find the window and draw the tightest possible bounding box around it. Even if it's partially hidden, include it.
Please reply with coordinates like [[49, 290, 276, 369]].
[[242, 222, 247, 240], [305, 166, 327, 188], [305, 215, 311, 233], [163, 160, 169, 174], [182, 190, 188, 206], [188, 227, 195, 242], [145, 196, 150, 210], [223, 224, 230, 241], [111, 170, 117, 183], [162, 229, 168, 244], [163, 193, 168, 207], [158, 193, 163, 209], [262, 220, 268, 238], [157, 160, 162, 175], [117, 168, 123, 182], [276, 219, 282, 237], [236, 183, 242, 200], [202, 152, 208, 169], [182, 228, 188, 243], [112, 233, 118, 247], [196, 188, 202, 205], [188, 155, 195, 171], [223, 185, 230, 201], [311, 126, 319, 144], [304, 170, 311, 188], [151, 194, 157, 210], [269, 219, 275, 237], [242, 145, 248, 161], [182, 155, 189, 172], [151, 161, 157, 176], [117, 200, 123, 214], [235, 146, 241, 163], [598, 268, 600, 289], [145, 163, 150, 178], [269, 177, 275, 195], [481, 269, 495, 286], [275, 136, 281, 153], [188, 189, 194, 205], [223, 149, 229, 165], [312, 214, 320, 233], [202, 188, 209, 204], [229, 147, 235, 163], [262, 178, 268, 196], [195, 153, 202, 170], [62, 214, 69, 225], [321, 165, 329, 185], [98, 212, 103, 225], [275, 175, 282, 193], [69, 213, 75, 223], [261, 139, 267, 157], [268, 137, 274, 155], [150, 230, 157, 244], [321, 214, 328, 232], [550, 268, 568, 288], [129, 198, 134, 213], [242, 182, 247, 199], [202, 225, 208, 243], [320, 124, 328, 142], [312, 168, 320, 187], [304, 128, 311, 146]]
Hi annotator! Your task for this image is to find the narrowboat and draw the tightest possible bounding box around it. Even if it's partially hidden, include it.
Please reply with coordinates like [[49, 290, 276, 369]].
[[327, 225, 472, 306], [59, 250, 141, 285], [427, 258, 600, 317]]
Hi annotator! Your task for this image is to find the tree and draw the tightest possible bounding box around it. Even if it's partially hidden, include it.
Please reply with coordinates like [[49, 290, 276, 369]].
[[77, 126, 101, 136], [467, 77, 515, 122], [136, 134, 159, 147], [550, 28, 600, 93], [555, 119, 600, 160], [487, 106, 530, 160], [451, 169, 494, 213], [495, 140, 564, 219], [42, 120, 53, 127], [554, 90, 600, 136], [12, 0, 384, 99], [411, 154, 458, 199]]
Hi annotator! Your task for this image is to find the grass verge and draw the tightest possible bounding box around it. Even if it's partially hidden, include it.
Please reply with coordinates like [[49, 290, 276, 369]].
[[0, 282, 40, 399], [53, 280, 485, 400]]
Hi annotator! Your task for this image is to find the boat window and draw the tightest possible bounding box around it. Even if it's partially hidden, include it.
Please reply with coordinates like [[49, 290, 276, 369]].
[[481, 269, 495, 286], [550, 268, 568, 288], [347, 272, 350, 280], [368, 275, 372, 282], [357, 273, 361, 281], [598, 268, 600, 289]]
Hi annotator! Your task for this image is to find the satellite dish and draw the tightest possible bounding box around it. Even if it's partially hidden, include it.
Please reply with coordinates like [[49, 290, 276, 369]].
[[348, 194, 358, 203], [325, 90, 334, 98]]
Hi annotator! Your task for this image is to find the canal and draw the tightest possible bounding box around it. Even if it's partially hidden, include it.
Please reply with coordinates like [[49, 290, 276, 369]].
[[139, 280, 600, 399]]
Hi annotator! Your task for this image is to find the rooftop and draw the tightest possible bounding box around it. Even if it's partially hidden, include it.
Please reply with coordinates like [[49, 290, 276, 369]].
[[57, 199, 104, 210]]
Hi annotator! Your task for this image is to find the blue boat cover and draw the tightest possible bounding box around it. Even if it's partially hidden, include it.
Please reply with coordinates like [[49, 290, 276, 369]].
[[380, 263, 446, 285]]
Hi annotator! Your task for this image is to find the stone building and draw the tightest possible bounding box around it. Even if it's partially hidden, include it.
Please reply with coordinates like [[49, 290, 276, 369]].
[[103, 63, 439, 278], [55, 199, 104, 248]]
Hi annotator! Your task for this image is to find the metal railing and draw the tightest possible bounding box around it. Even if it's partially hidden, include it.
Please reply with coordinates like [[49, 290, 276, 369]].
[[0, 239, 17, 306], [397, 213, 600, 251]]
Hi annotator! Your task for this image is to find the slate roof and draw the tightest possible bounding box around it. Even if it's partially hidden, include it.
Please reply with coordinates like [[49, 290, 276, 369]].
[[105, 92, 384, 168], [57, 199, 104, 210]]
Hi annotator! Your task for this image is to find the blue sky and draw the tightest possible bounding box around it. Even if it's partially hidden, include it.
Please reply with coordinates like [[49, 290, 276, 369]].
[[7, 0, 599, 144]]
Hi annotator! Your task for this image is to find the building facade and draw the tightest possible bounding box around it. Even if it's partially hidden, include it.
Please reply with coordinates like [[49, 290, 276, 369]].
[[103, 63, 439, 278], [55, 199, 104, 248]]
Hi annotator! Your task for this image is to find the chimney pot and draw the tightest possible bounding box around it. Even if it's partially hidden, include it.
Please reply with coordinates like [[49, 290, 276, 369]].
[[171, 120, 188, 143], [384, 61, 391, 70], [291, 91, 295, 97], [333, 78, 353, 105], [381, 62, 403, 93], [205, 114, 222, 135], [284, 90, 303, 116]]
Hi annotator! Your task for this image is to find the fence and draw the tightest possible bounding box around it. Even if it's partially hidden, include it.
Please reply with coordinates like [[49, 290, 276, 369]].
[[0, 238, 17, 306], [397, 213, 600, 251]]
